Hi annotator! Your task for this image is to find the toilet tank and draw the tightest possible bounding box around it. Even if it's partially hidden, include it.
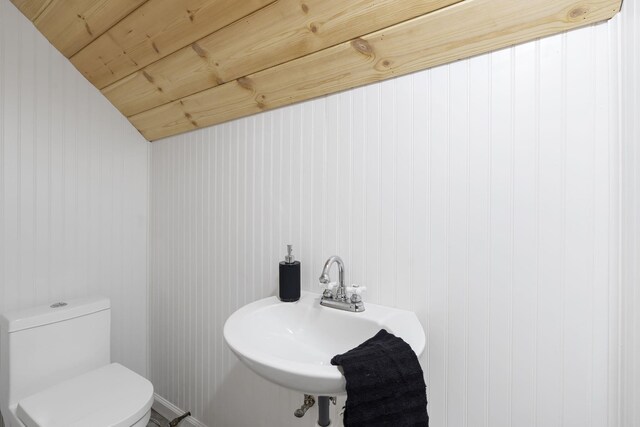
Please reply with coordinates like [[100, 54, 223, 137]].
[[0, 297, 110, 412]]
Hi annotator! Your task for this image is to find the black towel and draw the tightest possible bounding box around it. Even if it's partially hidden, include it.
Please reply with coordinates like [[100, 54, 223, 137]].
[[331, 329, 428, 427]]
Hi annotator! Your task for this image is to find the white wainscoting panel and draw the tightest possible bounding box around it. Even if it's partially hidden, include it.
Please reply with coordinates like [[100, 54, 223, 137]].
[[0, 2, 150, 426], [620, 0, 640, 425], [150, 19, 621, 427]]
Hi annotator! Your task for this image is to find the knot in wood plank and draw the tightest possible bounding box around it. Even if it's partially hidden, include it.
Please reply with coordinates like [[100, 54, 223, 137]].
[[191, 43, 208, 58], [568, 6, 589, 21], [351, 38, 374, 56], [372, 58, 394, 73], [237, 77, 255, 91], [142, 71, 155, 83]]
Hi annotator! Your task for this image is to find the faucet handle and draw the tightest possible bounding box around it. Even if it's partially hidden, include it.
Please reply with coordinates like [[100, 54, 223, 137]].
[[347, 285, 366, 303], [346, 285, 366, 294], [321, 282, 338, 299]]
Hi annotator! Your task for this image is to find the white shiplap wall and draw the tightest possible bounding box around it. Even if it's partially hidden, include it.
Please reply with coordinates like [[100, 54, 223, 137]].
[[150, 19, 621, 427], [620, 0, 640, 425], [0, 3, 150, 426]]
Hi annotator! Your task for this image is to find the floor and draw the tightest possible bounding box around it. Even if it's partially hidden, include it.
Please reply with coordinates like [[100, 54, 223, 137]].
[[0, 409, 168, 427], [148, 409, 170, 427]]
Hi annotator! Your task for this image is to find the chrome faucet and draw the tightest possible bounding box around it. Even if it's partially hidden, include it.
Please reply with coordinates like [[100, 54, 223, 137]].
[[318, 255, 365, 312], [319, 255, 346, 300]]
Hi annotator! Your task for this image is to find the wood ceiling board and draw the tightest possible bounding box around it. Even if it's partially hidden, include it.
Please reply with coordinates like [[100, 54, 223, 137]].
[[130, 0, 621, 141], [10, 0, 52, 21], [71, 0, 275, 90], [102, 0, 463, 117], [32, 0, 148, 58]]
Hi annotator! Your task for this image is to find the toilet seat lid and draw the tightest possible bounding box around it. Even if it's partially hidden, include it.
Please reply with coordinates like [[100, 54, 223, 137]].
[[16, 363, 154, 427]]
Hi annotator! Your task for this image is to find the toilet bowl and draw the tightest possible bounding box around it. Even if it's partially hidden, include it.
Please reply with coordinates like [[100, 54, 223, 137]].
[[0, 297, 154, 427]]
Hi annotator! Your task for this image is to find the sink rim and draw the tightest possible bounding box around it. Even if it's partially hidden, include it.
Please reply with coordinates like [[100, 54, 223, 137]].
[[223, 291, 425, 394]]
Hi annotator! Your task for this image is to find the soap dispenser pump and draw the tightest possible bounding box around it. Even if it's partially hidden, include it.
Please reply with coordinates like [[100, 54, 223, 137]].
[[279, 244, 301, 302]]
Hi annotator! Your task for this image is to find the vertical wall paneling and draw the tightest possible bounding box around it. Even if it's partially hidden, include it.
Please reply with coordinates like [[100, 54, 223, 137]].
[[0, 2, 150, 426], [150, 18, 623, 427], [620, 0, 640, 425]]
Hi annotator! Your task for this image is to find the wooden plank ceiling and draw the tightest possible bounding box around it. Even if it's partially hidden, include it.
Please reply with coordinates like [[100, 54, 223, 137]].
[[12, 0, 622, 141]]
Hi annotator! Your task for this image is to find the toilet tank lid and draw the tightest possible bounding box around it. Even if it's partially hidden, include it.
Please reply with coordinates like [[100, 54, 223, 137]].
[[0, 297, 110, 333]]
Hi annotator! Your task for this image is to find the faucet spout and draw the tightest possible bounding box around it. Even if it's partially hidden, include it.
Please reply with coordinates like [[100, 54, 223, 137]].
[[319, 256, 346, 300]]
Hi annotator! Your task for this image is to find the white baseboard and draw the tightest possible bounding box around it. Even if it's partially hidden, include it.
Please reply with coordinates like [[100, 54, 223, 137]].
[[152, 393, 208, 427]]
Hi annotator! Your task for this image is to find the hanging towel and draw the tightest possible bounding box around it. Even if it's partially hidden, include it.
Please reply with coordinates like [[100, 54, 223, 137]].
[[330, 329, 428, 427]]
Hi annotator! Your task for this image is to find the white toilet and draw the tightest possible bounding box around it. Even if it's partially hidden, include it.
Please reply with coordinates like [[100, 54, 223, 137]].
[[0, 297, 154, 427]]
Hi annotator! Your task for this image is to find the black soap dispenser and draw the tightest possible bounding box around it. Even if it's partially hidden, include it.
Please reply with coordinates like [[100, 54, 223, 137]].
[[279, 244, 300, 302]]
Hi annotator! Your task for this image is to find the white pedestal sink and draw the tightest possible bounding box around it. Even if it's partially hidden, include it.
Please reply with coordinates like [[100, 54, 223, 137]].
[[223, 291, 425, 395]]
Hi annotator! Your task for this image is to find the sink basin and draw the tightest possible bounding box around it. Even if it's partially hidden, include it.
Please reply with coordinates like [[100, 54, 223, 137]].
[[223, 291, 425, 395]]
